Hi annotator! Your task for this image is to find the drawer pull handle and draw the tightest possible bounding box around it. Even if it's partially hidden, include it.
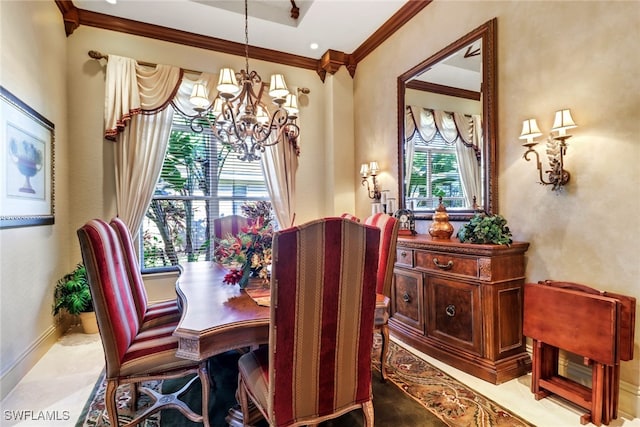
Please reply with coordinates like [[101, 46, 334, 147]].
[[445, 304, 456, 317], [433, 258, 454, 270], [400, 251, 408, 258], [402, 293, 411, 303]]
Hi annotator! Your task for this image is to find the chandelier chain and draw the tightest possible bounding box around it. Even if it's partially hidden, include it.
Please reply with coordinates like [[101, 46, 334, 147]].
[[244, 0, 249, 73]]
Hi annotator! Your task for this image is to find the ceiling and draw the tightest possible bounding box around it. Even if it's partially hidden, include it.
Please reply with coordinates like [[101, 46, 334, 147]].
[[73, 0, 410, 60], [413, 39, 482, 92]]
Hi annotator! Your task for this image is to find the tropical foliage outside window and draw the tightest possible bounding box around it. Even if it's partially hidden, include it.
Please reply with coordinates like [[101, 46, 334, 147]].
[[407, 132, 464, 210], [141, 114, 270, 271]]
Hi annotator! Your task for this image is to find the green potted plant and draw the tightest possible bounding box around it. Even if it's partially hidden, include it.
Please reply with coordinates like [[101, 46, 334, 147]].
[[457, 213, 513, 246], [53, 263, 97, 333]]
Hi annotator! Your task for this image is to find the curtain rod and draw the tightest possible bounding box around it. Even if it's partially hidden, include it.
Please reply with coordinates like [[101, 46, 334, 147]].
[[88, 50, 202, 75], [88, 50, 311, 94]]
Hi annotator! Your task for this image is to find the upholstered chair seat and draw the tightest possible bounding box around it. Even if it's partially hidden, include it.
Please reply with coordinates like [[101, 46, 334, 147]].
[[364, 213, 400, 382], [237, 218, 380, 427], [78, 219, 210, 426]]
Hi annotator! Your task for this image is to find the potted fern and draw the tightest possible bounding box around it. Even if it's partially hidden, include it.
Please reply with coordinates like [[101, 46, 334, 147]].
[[457, 213, 513, 246], [53, 263, 97, 333]]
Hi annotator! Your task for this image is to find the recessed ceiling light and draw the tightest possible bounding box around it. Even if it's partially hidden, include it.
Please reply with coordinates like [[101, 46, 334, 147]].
[[309, 43, 319, 50], [105, 0, 117, 4]]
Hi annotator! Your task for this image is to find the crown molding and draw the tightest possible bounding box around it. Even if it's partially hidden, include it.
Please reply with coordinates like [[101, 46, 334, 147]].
[[351, 0, 432, 64], [55, 0, 431, 81]]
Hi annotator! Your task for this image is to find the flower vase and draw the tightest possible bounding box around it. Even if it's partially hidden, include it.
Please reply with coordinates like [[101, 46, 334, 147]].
[[239, 267, 268, 290], [429, 196, 454, 240], [245, 276, 268, 290]]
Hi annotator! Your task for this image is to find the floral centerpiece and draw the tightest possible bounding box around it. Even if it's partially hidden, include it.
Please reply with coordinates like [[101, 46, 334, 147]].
[[214, 201, 274, 289]]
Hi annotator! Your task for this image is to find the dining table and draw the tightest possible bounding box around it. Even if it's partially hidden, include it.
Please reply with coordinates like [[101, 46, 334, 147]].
[[173, 261, 270, 426], [173, 261, 271, 361]]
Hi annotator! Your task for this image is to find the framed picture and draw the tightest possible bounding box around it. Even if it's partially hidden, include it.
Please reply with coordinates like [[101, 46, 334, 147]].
[[0, 86, 55, 228]]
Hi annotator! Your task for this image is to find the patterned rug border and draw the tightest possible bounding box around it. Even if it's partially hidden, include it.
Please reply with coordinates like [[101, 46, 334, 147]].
[[77, 338, 535, 427], [76, 371, 160, 427], [379, 338, 536, 427]]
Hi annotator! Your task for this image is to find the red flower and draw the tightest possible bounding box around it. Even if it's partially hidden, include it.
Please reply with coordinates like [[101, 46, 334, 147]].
[[223, 269, 244, 285]]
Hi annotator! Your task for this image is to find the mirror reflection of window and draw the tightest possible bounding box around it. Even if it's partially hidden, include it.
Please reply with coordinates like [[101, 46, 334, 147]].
[[405, 107, 482, 211]]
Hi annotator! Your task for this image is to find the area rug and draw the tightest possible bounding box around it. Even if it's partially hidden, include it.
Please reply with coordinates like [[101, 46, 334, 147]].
[[77, 339, 535, 426]]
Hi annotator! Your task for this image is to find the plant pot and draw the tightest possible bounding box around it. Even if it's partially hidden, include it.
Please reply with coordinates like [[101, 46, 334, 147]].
[[79, 311, 99, 334]]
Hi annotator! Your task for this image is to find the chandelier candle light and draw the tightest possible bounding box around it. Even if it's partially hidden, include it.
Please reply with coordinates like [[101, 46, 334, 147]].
[[189, 0, 300, 161]]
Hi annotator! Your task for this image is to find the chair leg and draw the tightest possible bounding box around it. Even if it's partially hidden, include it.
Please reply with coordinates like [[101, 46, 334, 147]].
[[237, 374, 250, 426], [105, 379, 119, 427], [130, 383, 138, 412], [380, 324, 390, 382], [362, 400, 375, 427]]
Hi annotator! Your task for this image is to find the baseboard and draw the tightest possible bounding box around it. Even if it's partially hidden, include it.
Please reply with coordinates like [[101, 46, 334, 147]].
[[0, 325, 62, 401], [526, 342, 640, 419]]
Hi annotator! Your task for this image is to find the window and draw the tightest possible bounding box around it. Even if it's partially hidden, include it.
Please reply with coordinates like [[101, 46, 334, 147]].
[[407, 131, 465, 210], [140, 113, 269, 271]]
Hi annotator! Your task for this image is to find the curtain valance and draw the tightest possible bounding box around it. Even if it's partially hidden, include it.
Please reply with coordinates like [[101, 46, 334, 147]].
[[406, 106, 481, 159], [104, 55, 183, 140]]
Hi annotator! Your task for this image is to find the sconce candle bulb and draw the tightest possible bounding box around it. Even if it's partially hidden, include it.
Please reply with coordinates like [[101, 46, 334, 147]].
[[518, 109, 578, 192]]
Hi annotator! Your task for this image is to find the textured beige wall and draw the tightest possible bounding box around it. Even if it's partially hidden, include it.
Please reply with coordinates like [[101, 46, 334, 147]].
[[354, 0, 639, 415], [0, 0, 70, 398]]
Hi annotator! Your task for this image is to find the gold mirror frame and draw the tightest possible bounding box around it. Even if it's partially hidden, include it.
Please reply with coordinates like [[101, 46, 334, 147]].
[[397, 18, 497, 220]]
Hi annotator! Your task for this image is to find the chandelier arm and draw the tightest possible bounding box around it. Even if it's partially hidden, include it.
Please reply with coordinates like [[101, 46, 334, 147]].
[[186, 0, 301, 162]]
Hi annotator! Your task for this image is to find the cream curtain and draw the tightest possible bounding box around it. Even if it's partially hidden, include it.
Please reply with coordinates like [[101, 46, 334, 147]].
[[453, 113, 482, 207], [261, 135, 299, 229], [105, 55, 299, 233], [104, 55, 182, 234]]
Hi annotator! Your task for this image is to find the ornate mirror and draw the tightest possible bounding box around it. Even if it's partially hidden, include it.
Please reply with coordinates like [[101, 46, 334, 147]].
[[397, 18, 497, 220]]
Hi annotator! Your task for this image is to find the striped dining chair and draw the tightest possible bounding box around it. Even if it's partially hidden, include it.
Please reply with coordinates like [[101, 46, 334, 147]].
[[78, 219, 210, 426], [110, 217, 181, 330], [237, 217, 380, 427], [364, 212, 400, 381], [212, 214, 249, 243], [340, 212, 360, 222]]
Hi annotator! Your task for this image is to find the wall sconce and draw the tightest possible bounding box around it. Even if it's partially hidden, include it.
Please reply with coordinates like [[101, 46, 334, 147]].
[[360, 161, 381, 202], [519, 109, 578, 192]]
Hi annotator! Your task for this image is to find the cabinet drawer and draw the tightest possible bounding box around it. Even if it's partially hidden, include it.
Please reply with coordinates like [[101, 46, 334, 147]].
[[427, 277, 482, 355], [415, 251, 479, 278], [396, 248, 413, 267], [391, 268, 424, 334]]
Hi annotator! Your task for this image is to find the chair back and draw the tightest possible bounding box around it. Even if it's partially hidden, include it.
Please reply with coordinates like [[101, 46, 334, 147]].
[[110, 217, 148, 322], [77, 219, 141, 378], [340, 212, 360, 222], [364, 213, 400, 296], [268, 218, 379, 426], [212, 215, 249, 241]]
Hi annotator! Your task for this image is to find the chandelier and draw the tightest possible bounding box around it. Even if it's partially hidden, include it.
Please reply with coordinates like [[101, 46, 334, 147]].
[[189, 0, 300, 161]]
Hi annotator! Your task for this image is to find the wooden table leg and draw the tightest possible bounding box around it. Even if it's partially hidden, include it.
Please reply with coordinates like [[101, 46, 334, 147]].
[[591, 361, 604, 427]]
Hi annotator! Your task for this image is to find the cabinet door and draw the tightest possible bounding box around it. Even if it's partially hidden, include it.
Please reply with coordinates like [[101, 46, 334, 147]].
[[427, 277, 482, 355], [391, 267, 424, 334]]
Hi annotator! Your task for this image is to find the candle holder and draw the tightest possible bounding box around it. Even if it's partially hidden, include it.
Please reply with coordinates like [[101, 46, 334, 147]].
[[360, 161, 381, 202]]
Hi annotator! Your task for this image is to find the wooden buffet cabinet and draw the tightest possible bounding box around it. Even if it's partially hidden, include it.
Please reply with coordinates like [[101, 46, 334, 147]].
[[390, 234, 531, 384]]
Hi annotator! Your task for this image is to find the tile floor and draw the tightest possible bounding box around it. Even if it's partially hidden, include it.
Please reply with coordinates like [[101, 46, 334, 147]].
[[1, 327, 639, 427]]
